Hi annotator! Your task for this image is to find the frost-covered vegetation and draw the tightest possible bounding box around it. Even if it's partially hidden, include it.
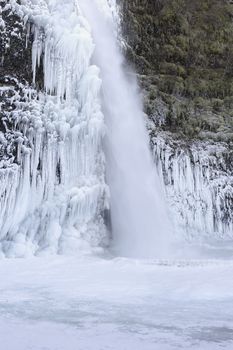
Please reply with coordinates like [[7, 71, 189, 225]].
[[120, 0, 233, 238], [121, 0, 233, 140]]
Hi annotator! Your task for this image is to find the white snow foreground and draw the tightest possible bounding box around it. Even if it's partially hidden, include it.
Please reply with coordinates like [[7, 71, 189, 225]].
[[0, 256, 233, 350], [0, 0, 116, 257]]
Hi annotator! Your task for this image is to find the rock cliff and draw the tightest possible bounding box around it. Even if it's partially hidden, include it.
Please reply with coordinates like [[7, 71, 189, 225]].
[[120, 0, 233, 239]]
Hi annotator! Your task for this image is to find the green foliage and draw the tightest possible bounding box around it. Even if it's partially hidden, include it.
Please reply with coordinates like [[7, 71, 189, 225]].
[[121, 0, 233, 140]]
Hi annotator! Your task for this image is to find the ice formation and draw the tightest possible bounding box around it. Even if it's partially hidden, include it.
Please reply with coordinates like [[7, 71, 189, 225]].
[[153, 133, 233, 241], [0, 0, 109, 257], [1, 0, 232, 259], [1, 0, 172, 258]]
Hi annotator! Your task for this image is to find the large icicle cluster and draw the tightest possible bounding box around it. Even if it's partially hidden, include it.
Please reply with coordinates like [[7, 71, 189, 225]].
[[152, 132, 233, 242], [0, 0, 109, 257]]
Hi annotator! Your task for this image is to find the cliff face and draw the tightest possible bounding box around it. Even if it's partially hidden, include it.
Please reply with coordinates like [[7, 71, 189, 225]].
[[0, 0, 32, 166], [121, 0, 233, 141], [0, 0, 232, 250], [121, 0, 233, 239]]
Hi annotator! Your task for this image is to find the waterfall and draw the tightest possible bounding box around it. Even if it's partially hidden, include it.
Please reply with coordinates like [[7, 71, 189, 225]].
[[0, 0, 172, 258], [2, 0, 232, 259], [79, 0, 172, 258]]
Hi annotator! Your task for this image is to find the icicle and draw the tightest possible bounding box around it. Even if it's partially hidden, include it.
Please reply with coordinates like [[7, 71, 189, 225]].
[[153, 134, 233, 241], [0, 0, 109, 257]]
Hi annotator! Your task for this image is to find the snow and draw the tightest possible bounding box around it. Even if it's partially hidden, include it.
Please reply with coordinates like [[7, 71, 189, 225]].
[[0, 255, 233, 350]]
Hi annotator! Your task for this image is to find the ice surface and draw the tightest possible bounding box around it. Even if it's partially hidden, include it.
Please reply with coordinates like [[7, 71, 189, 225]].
[[0, 256, 233, 350]]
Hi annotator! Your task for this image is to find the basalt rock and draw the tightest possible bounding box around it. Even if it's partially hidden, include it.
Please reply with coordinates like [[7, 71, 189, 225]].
[[121, 0, 233, 237], [120, 0, 233, 141]]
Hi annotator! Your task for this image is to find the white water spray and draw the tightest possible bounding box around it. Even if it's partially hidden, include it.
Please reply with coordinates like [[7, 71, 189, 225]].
[[79, 0, 172, 258], [1, 0, 172, 258]]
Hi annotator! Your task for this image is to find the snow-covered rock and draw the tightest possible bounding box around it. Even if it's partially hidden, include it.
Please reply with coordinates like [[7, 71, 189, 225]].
[[0, 0, 109, 257], [152, 131, 233, 241]]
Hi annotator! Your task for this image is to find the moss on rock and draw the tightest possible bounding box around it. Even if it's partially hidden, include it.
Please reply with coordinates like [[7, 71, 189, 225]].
[[121, 0, 233, 141]]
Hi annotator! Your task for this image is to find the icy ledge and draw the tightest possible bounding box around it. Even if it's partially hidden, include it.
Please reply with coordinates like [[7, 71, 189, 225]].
[[152, 131, 233, 242], [0, 0, 109, 257]]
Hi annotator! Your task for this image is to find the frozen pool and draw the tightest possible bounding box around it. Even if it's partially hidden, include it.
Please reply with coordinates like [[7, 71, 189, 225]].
[[0, 256, 233, 349]]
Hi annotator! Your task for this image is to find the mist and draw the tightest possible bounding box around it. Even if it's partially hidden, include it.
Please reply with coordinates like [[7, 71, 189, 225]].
[[79, 0, 172, 258]]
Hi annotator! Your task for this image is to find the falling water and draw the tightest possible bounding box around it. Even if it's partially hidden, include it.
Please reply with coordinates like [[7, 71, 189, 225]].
[[79, 0, 172, 258], [0, 0, 172, 258]]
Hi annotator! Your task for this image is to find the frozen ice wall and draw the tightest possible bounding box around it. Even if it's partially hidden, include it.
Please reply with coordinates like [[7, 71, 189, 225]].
[[0, 0, 173, 259], [152, 133, 233, 242], [0, 0, 109, 257], [2, 0, 231, 260]]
